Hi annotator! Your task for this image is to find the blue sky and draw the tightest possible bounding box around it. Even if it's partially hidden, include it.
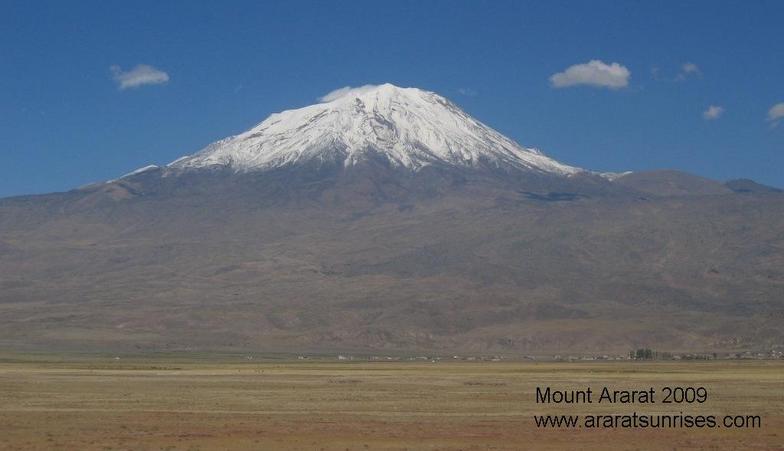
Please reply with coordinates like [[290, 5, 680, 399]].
[[1, 0, 783, 197]]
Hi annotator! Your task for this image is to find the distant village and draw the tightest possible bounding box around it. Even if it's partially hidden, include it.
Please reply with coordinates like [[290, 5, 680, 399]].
[[286, 347, 784, 363]]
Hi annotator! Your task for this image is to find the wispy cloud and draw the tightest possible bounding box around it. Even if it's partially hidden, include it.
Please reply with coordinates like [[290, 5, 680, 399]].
[[703, 105, 724, 120], [318, 84, 380, 102], [550, 60, 630, 89], [676, 62, 701, 81], [652, 62, 702, 82], [110, 64, 169, 90], [767, 103, 784, 127], [457, 87, 477, 97]]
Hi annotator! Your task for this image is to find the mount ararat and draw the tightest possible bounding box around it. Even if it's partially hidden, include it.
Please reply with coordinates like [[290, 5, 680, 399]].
[[1, 84, 782, 355]]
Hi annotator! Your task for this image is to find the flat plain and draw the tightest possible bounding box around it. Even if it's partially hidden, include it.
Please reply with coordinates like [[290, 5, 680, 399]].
[[0, 357, 782, 450]]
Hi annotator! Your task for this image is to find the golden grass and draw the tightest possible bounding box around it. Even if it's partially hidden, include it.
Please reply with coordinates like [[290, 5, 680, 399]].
[[0, 359, 782, 450]]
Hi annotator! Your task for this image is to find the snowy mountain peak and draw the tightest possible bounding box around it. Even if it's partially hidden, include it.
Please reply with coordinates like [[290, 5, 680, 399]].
[[166, 83, 582, 175]]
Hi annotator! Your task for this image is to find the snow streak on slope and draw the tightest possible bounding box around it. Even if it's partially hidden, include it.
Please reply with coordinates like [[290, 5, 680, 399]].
[[167, 84, 582, 175]]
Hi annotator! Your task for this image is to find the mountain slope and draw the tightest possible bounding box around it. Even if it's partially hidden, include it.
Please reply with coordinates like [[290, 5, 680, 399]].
[[1, 180, 782, 354]]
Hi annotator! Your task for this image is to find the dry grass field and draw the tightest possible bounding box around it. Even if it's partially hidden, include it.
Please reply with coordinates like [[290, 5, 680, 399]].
[[0, 357, 782, 450]]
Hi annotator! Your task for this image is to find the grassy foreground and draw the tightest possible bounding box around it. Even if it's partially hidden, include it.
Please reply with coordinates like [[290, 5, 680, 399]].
[[0, 358, 782, 450]]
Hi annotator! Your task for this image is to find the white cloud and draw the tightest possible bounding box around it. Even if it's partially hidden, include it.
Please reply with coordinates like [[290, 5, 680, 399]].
[[676, 62, 701, 81], [549, 60, 630, 89], [767, 102, 784, 126], [458, 87, 477, 97], [682, 62, 699, 73], [703, 105, 724, 120], [318, 84, 380, 102], [110, 64, 169, 90], [652, 62, 701, 82]]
